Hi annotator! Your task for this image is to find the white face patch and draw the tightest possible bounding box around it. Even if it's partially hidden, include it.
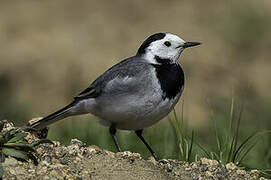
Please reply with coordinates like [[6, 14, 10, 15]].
[[143, 33, 186, 64]]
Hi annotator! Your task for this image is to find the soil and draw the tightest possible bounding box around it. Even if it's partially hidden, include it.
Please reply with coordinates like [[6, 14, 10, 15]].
[[1, 121, 266, 180]]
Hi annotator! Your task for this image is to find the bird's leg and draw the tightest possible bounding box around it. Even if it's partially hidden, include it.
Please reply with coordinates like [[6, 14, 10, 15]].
[[109, 125, 122, 152], [135, 129, 159, 161]]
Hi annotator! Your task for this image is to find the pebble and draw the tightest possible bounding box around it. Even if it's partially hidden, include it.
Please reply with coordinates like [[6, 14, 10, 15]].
[[200, 164, 208, 172], [205, 171, 213, 177], [103, 150, 115, 158], [200, 158, 219, 166], [191, 162, 198, 169], [122, 151, 132, 158], [226, 162, 237, 170], [236, 169, 246, 175], [3, 157, 18, 166], [70, 139, 86, 147], [43, 155, 52, 165], [250, 169, 259, 175], [148, 156, 158, 165]]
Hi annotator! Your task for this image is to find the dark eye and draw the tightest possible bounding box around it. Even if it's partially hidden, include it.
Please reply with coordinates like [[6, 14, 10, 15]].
[[164, 41, 171, 47]]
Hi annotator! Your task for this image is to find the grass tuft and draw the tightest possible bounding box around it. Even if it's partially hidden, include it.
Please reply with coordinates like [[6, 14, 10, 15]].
[[197, 97, 271, 170], [169, 101, 195, 162]]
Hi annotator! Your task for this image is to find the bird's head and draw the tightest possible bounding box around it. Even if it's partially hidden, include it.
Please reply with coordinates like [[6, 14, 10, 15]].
[[137, 32, 200, 64]]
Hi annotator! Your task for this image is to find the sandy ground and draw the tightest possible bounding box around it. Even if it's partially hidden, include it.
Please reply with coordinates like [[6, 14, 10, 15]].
[[0, 121, 265, 179], [2, 138, 265, 180]]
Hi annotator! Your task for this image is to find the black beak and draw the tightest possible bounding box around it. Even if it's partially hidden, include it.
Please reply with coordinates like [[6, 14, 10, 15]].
[[180, 42, 201, 49]]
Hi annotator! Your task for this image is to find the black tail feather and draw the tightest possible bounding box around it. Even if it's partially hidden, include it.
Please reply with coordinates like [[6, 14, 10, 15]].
[[30, 101, 77, 130]]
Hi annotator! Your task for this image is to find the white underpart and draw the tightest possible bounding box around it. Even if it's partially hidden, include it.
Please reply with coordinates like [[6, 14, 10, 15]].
[[80, 70, 183, 130]]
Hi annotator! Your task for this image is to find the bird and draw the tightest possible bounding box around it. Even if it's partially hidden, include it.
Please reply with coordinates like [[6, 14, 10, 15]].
[[29, 32, 200, 161]]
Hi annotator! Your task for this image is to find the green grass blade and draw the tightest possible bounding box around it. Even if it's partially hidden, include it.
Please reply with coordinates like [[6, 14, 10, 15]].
[[188, 130, 194, 162], [238, 140, 258, 165], [0, 164, 3, 178], [7, 132, 27, 143], [232, 132, 257, 163], [2, 148, 29, 161], [0, 152, 5, 163], [195, 141, 212, 159], [4, 143, 35, 152], [233, 103, 243, 154], [229, 96, 235, 134]]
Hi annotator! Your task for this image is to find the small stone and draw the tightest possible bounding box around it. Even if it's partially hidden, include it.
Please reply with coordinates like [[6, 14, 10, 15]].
[[200, 158, 219, 166], [9, 168, 16, 174], [53, 141, 61, 147], [28, 169, 35, 173], [75, 157, 81, 162], [208, 165, 217, 172], [104, 150, 115, 157], [2, 121, 15, 131], [159, 159, 169, 165], [200, 164, 208, 172], [149, 156, 158, 165], [60, 158, 69, 165], [122, 151, 132, 158], [89, 145, 101, 150], [205, 171, 213, 177], [36, 147, 44, 154], [131, 152, 141, 159], [210, 160, 219, 166], [220, 167, 227, 176], [236, 169, 246, 175], [42, 160, 50, 166], [44, 175, 50, 180], [55, 148, 66, 158], [226, 162, 237, 170], [192, 175, 199, 180], [70, 139, 86, 147], [3, 157, 19, 166], [43, 155, 52, 165], [250, 169, 259, 175], [200, 158, 210, 165], [191, 162, 198, 169], [50, 169, 59, 176], [185, 167, 192, 171], [166, 165, 172, 172]]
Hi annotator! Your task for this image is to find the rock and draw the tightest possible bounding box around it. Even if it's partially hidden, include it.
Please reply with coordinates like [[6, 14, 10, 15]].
[[2, 157, 18, 166], [226, 162, 237, 170], [236, 169, 246, 175], [200, 158, 219, 166], [70, 139, 86, 147]]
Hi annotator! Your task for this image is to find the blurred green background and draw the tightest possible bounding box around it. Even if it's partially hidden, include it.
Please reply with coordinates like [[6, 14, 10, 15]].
[[0, 0, 271, 169]]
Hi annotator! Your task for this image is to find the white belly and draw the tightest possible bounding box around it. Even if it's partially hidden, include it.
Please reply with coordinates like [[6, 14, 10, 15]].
[[81, 88, 182, 130], [80, 69, 183, 130]]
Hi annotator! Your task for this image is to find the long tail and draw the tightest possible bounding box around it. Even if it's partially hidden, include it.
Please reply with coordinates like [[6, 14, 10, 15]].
[[30, 101, 78, 130]]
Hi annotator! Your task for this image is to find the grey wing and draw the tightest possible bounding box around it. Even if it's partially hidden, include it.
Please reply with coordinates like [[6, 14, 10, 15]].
[[74, 56, 150, 100], [74, 87, 99, 100]]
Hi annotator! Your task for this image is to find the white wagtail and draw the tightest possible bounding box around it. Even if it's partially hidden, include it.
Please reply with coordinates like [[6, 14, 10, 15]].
[[29, 32, 200, 160]]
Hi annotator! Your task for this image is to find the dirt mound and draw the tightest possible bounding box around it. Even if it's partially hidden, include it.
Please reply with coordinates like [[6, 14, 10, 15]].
[[0, 121, 265, 179]]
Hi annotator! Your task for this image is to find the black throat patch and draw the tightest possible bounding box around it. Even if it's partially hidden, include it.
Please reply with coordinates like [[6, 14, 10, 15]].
[[152, 56, 184, 99]]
